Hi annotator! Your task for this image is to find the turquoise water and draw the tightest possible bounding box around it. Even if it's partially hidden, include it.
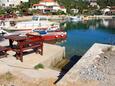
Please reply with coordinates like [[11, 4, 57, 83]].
[[58, 19, 115, 58]]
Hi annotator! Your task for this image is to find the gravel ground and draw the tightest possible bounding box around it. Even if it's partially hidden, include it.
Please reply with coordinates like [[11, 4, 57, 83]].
[[57, 44, 115, 86], [79, 46, 115, 86]]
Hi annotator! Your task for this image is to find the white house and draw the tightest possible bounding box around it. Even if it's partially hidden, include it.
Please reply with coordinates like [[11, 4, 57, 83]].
[[0, 0, 29, 7], [102, 6, 115, 15], [32, 0, 66, 13]]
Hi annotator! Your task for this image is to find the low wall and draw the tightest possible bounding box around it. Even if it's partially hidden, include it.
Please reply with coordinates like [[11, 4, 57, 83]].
[[88, 15, 113, 19], [41, 45, 65, 68], [13, 15, 67, 22]]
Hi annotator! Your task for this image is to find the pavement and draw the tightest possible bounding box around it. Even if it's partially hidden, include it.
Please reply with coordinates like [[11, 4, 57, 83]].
[[0, 39, 66, 82]]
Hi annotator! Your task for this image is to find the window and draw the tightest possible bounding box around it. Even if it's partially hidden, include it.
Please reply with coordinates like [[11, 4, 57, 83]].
[[9, 4, 12, 6], [9, 4, 14, 7], [2, 4, 5, 6]]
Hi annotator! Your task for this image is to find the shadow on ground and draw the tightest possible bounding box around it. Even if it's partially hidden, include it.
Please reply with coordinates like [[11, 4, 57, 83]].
[[54, 55, 81, 84]]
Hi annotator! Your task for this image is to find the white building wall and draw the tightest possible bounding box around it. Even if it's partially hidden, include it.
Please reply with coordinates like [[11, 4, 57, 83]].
[[21, 0, 28, 2], [53, 6, 60, 11], [32, 1, 66, 13], [0, 0, 21, 7], [32, 6, 45, 10], [60, 8, 66, 13]]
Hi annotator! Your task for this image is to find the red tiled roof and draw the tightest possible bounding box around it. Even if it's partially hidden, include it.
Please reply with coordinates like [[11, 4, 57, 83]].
[[42, 0, 55, 2], [111, 6, 115, 8], [60, 6, 65, 9], [33, 4, 45, 6]]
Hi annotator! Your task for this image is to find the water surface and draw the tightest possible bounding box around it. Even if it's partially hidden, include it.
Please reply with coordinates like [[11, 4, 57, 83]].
[[58, 19, 115, 58]]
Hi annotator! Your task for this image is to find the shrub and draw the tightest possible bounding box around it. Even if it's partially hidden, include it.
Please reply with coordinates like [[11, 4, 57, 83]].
[[34, 63, 44, 69]]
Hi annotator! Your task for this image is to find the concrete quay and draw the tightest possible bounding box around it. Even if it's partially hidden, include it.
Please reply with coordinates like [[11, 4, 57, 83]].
[[0, 39, 65, 74], [13, 15, 67, 22], [57, 43, 115, 86]]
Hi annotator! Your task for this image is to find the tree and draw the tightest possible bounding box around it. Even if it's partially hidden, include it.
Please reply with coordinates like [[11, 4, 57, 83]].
[[75, 0, 89, 14], [56, 10, 66, 15], [56, 0, 89, 14], [0, 7, 5, 16], [97, 0, 115, 8], [29, 0, 41, 7], [57, 0, 76, 13], [4, 7, 14, 14], [15, 2, 30, 16]]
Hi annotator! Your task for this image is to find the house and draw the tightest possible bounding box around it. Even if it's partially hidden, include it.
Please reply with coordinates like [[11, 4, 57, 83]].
[[102, 8, 110, 15], [32, 0, 66, 14], [110, 6, 115, 15], [102, 6, 115, 15], [0, 0, 28, 7]]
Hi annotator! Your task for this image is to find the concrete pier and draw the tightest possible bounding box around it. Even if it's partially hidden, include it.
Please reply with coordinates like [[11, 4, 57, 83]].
[[0, 40, 66, 86], [0, 40, 65, 69], [57, 43, 115, 86], [13, 15, 67, 22]]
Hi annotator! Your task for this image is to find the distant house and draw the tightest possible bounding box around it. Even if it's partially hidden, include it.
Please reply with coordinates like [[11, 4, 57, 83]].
[[0, 0, 29, 7], [110, 6, 115, 15], [32, 0, 66, 14], [89, 0, 100, 9], [102, 6, 115, 15]]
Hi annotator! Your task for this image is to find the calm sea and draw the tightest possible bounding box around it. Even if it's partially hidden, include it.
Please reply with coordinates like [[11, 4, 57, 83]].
[[58, 19, 115, 59]]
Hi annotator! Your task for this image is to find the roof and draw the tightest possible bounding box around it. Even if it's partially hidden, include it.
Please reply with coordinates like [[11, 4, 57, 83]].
[[111, 10, 115, 12], [33, 4, 45, 6], [111, 6, 115, 8], [42, 0, 55, 2], [60, 6, 65, 9]]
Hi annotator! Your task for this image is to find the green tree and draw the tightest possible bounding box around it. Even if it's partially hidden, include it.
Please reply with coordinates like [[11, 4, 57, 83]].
[[29, 0, 41, 7], [0, 7, 5, 16], [56, 0, 89, 14], [75, 0, 89, 14], [97, 0, 115, 8], [15, 2, 30, 16], [57, 0, 75, 13], [4, 7, 14, 14]]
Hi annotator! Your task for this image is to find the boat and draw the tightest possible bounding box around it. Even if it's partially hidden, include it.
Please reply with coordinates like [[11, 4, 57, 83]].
[[0, 28, 67, 41], [69, 16, 83, 22], [27, 30, 67, 41], [2, 16, 60, 31], [0, 29, 23, 36]]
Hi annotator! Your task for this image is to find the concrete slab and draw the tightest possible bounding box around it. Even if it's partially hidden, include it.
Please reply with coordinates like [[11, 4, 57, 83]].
[[57, 43, 115, 86], [0, 40, 65, 77]]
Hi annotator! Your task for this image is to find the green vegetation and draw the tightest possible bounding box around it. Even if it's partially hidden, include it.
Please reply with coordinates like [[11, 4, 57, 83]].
[[56, 10, 66, 15], [29, 0, 41, 7], [97, 0, 115, 8], [56, 0, 115, 15], [0, 7, 5, 16], [0, 0, 114, 16], [34, 63, 44, 69]]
